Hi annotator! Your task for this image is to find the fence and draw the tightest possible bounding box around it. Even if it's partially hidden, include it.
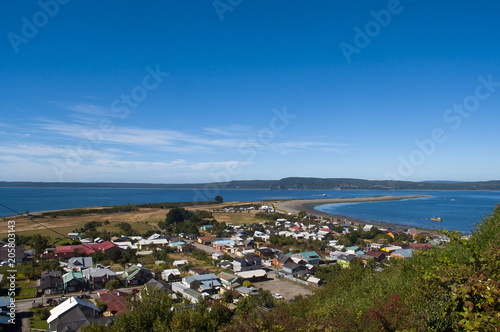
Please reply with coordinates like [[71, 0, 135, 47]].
[[277, 272, 308, 286]]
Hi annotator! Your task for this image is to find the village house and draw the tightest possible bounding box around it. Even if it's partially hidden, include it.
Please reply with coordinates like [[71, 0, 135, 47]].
[[47, 296, 103, 331], [218, 272, 241, 290], [255, 247, 274, 258], [190, 268, 210, 275], [121, 264, 152, 286], [97, 290, 130, 316], [62, 271, 86, 292], [56, 241, 119, 257], [143, 279, 171, 294], [82, 267, 117, 289], [198, 236, 212, 245], [162, 268, 181, 282], [307, 276, 322, 288], [272, 252, 292, 268], [182, 273, 221, 294], [232, 256, 262, 272], [364, 250, 387, 263], [235, 246, 255, 257], [65, 257, 93, 271], [0, 246, 25, 263], [236, 269, 267, 282], [290, 251, 321, 265], [337, 254, 357, 268], [391, 249, 414, 259], [173, 259, 189, 267], [36, 275, 63, 296], [281, 262, 306, 275]]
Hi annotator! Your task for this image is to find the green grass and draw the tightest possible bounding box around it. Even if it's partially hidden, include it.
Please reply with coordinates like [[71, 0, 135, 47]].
[[30, 307, 51, 330], [15, 279, 37, 299]]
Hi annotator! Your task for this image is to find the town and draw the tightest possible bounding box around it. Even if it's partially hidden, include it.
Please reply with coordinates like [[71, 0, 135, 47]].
[[0, 199, 455, 331]]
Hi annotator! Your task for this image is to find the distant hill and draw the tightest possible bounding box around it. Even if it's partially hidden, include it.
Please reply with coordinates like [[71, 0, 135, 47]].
[[1, 177, 500, 190]]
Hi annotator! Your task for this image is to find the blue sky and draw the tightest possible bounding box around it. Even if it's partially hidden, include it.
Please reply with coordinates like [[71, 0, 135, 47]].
[[0, 0, 499, 183]]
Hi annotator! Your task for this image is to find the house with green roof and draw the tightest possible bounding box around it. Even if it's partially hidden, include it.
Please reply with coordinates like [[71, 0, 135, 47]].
[[62, 271, 86, 292], [291, 251, 321, 265], [121, 264, 152, 286]]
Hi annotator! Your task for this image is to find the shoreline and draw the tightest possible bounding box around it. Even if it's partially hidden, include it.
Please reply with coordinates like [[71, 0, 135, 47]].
[[276, 194, 432, 232]]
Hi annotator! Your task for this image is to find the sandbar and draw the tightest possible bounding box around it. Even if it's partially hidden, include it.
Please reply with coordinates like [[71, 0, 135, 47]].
[[276, 194, 430, 229]]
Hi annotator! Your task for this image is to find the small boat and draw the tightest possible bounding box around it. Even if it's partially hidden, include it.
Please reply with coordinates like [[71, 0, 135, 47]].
[[322, 194, 327, 197], [431, 217, 442, 222]]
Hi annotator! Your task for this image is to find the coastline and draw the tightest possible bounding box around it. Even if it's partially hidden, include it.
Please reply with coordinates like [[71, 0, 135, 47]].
[[276, 194, 432, 232]]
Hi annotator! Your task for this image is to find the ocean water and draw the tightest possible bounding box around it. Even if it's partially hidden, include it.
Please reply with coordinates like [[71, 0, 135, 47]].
[[315, 190, 500, 234], [0, 188, 499, 233]]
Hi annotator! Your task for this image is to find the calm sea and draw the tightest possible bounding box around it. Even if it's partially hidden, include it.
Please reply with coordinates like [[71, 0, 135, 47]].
[[1, 188, 499, 233]]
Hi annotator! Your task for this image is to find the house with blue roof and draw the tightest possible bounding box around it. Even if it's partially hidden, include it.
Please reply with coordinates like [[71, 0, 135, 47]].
[[0, 297, 13, 326], [182, 273, 221, 294], [391, 249, 413, 259]]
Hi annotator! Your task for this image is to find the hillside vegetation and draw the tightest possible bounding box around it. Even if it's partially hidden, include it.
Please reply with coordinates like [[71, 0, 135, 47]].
[[3, 177, 500, 190], [223, 204, 500, 331], [81, 204, 500, 332]]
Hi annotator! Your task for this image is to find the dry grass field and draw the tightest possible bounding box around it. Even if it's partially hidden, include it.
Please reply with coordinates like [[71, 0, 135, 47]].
[[0, 200, 276, 240]]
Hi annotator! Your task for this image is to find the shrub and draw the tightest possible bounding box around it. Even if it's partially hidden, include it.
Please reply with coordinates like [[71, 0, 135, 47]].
[[105, 279, 121, 290]]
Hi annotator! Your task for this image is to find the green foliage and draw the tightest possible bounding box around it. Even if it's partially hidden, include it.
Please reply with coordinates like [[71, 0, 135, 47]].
[[191, 249, 210, 263], [118, 222, 133, 235], [109, 287, 174, 331], [30, 234, 49, 254], [105, 279, 121, 290], [215, 195, 224, 203], [255, 212, 288, 221], [40, 205, 138, 218], [223, 204, 500, 331], [95, 299, 108, 313]]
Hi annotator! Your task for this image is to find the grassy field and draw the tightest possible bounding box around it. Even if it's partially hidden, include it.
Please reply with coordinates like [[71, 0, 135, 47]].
[[30, 307, 51, 330], [15, 279, 37, 299], [0, 201, 274, 240]]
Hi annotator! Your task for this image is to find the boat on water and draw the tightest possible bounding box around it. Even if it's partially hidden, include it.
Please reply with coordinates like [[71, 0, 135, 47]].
[[431, 217, 442, 222], [322, 194, 327, 197]]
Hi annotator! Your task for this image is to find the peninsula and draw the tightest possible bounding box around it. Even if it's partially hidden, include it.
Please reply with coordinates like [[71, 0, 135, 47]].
[[277, 194, 430, 226]]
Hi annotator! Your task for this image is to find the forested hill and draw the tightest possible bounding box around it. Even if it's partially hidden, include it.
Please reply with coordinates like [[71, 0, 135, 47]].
[[1, 177, 500, 190]]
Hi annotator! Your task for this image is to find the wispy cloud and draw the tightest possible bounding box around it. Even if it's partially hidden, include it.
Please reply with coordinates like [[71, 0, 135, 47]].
[[204, 124, 252, 136]]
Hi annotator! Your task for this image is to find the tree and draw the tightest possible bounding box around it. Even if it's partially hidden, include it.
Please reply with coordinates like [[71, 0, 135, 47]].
[[110, 287, 174, 331], [166, 207, 188, 225], [215, 195, 224, 203], [30, 234, 49, 254], [105, 279, 121, 290], [95, 299, 108, 313]]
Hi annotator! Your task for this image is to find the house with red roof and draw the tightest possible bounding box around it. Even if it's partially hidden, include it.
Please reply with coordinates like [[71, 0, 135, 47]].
[[364, 250, 387, 262], [56, 241, 120, 257], [97, 290, 130, 316]]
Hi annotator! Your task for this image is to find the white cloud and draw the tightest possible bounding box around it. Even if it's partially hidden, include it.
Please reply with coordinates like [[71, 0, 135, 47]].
[[204, 124, 252, 136]]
